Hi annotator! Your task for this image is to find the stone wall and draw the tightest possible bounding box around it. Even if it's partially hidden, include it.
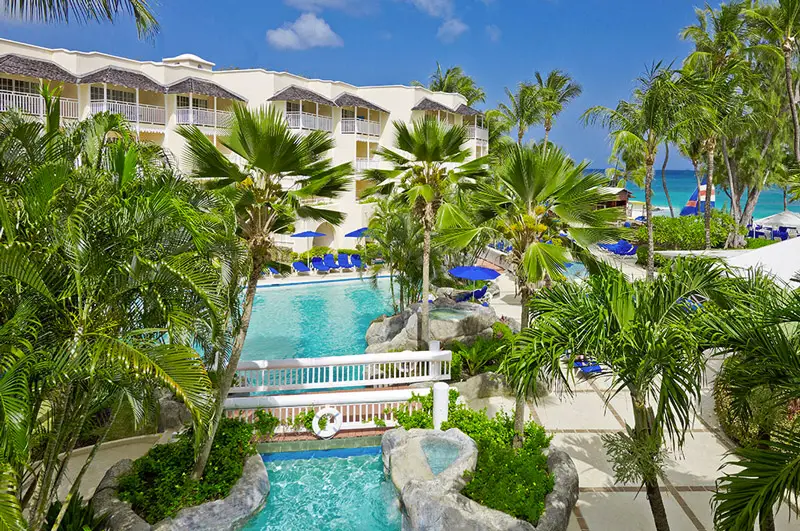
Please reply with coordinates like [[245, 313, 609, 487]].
[[94, 454, 270, 531]]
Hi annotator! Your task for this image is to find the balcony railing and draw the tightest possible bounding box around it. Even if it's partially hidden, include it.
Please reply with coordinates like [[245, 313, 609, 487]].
[[176, 108, 233, 128], [467, 125, 489, 141], [0, 91, 79, 120], [355, 158, 380, 171], [90, 100, 166, 125], [341, 118, 380, 136], [285, 111, 333, 132]]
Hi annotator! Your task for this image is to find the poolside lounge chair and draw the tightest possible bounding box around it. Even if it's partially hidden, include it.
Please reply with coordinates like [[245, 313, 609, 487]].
[[574, 360, 605, 376], [323, 253, 340, 270], [310, 256, 329, 273], [338, 253, 354, 270], [292, 261, 311, 274], [472, 285, 489, 301], [268, 266, 282, 278], [351, 254, 365, 269]]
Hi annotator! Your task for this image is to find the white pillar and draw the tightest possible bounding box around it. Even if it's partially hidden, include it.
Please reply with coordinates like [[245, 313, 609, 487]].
[[38, 78, 43, 120], [213, 96, 217, 144], [135, 88, 140, 137], [432, 382, 449, 430], [189, 92, 193, 125], [103, 82, 108, 112], [315, 101, 319, 130]]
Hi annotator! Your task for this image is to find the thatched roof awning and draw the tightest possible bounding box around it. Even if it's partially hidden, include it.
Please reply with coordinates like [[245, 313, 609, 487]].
[[166, 77, 245, 101], [411, 97, 453, 112], [79, 67, 165, 93], [268, 85, 336, 106], [333, 92, 387, 113], [454, 103, 482, 116], [0, 54, 78, 83]]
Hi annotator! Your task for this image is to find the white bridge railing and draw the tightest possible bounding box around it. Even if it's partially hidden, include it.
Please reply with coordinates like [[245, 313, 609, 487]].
[[224, 388, 428, 432], [232, 350, 452, 394]]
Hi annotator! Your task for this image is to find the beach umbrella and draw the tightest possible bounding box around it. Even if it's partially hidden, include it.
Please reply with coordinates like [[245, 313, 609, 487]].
[[344, 227, 370, 238], [754, 210, 800, 229], [448, 266, 501, 281], [292, 231, 327, 266]]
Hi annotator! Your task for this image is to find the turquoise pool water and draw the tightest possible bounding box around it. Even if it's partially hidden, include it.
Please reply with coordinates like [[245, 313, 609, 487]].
[[243, 278, 394, 361], [421, 439, 460, 476], [243, 448, 401, 531]]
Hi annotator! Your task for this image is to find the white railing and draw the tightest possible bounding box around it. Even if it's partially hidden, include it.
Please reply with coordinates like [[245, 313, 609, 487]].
[[176, 108, 233, 128], [467, 125, 489, 141], [0, 91, 79, 120], [341, 118, 380, 136], [225, 388, 428, 432], [285, 111, 333, 132], [90, 101, 166, 125], [232, 350, 451, 393], [355, 158, 379, 171]]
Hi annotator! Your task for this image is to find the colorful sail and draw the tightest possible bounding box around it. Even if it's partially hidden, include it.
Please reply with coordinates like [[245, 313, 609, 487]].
[[680, 178, 715, 216]]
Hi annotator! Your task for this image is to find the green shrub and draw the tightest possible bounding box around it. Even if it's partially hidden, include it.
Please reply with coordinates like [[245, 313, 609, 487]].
[[46, 494, 108, 531], [254, 409, 280, 439], [635, 245, 672, 267], [291, 246, 333, 263], [292, 409, 316, 431], [336, 248, 360, 256], [745, 237, 777, 249], [451, 335, 509, 378], [633, 211, 739, 251], [363, 242, 382, 264], [450, 350, 463, 382], [117, 418, 255, 524]]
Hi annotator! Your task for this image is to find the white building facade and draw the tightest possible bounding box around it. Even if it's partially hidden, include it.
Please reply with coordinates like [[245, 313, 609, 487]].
[[0, 38, 489, 251]]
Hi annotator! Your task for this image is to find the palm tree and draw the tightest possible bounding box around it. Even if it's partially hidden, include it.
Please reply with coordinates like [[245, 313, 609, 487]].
[[506, 258, 728, 531], [497, 83, 542, 145], [363, 117, 487, 346], [533, 70, 582, 154], [746, 0, 800, 163], [3, 0, 159, 38], [584, 64, 691, 278], [702, 271, 800, 531], [178, 104, 351, 478], [412, 62, 486, 106], [438, 144, 622, 443]]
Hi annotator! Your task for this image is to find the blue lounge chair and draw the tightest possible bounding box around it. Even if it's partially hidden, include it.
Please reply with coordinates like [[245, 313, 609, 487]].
[[323, 253, 339, 270], [292, 261, 311, 274], [623, 221, 632, 228], [574, 360, 604, 375], [471, 285, 489, 301], [310, 256, 329, 272], [351, 254, 365, 269], [505, 245, 513, 252], [338, 253, 353, 269], [268, 266, 281, 278], [613, 245, 638, 256]]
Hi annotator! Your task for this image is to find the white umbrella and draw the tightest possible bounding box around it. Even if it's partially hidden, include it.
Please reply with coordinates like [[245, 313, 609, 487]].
[[754, 210, 800, 229], [726, 236, 800, 285]]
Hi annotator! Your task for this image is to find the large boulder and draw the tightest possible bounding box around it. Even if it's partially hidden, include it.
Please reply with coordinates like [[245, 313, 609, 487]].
[[453, 372, 514, 401], [157, 397, 192, 433]]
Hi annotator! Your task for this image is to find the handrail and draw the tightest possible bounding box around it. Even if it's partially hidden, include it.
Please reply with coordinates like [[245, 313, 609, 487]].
[[225, 387, 427, 409]]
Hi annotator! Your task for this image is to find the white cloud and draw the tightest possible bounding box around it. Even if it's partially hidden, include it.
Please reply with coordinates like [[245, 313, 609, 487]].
[[437, 18, 468, 43], [284, 0, 377, 14], [485, 24, 501, 42], [267, 13, 344, 50], [408, 0, 454, 18]]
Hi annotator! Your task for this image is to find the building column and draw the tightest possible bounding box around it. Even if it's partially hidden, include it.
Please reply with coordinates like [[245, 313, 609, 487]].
[[315, 101, 319, 131], [38, 78, 43, 120], [189, 92, 194, 125], [103, 82, 108, 112], [213, 96, 217, 144], [135, 88, 140, 138]]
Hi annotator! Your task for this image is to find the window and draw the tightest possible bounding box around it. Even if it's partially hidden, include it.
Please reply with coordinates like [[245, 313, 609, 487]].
[[286, 101, 300, 113], [90, 87, 135, 103], [341, 108, 354, 119], [0, 77, 36, 94], [177, 96, 208, 109]]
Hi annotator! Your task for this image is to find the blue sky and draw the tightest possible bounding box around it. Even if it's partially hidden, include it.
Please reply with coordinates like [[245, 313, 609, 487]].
[[1, 0, 705, 168]]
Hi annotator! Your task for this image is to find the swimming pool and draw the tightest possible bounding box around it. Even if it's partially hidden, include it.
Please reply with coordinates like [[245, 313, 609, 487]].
[[243, 448, 401, 531], [243, 278, 394, 361]]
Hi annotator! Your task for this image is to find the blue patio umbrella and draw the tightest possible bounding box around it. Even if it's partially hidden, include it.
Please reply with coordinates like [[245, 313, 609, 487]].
[[344, 227, 370, 238], [292, 231, 327, 266], [448, 266, 501, 281]]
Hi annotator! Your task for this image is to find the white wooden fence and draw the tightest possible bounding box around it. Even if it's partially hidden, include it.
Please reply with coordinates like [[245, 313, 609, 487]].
[[232, 350, 452, 394], [224, 388, 428, 432]]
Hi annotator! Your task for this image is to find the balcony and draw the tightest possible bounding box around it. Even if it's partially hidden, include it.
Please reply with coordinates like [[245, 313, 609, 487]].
[[342, 118, 380, 137], [467, 125, 489, 142], [0, 91, 79, 120], [285, 111, 333, 133], [355, 158, 381, 171], [90, 100, 165, 125], [176, 108, 233, 128]]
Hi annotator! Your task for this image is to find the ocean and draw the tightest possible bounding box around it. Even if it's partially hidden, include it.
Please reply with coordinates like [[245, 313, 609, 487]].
[[600, 169, 800, 219]]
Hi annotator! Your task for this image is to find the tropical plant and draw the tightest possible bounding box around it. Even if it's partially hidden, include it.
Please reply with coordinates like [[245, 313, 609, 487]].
[[0, 92, 228, 530], [505, 258, 729, 531], [362, 117, 487, 346], [177, 104, 351, 478], [496, 84, 542, 145], [438, 143, 622, 442], [412, 62, 486, 106], [2, 0, 159, 38], [532, 70, 582, 154]]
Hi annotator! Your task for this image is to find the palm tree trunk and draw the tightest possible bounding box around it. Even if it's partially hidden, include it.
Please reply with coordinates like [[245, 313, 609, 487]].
[[645, 480, 671, 531], [692, 160, 702, 192], [783, 42, 800, 163], [631, 396, 671, 531], [784, 188, 788, 211], [543, 124, 550, 155], [517, 125, 524, 145], [420, 202, 433, 347], [512, 287, 530, 448], [645, 161, 655, 280], [192, 261, 262, 480], [704, 140, 716, 250], [661, 143, 675, 218]]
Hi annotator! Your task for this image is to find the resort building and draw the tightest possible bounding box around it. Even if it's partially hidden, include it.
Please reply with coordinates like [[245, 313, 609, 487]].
[[0, 38, 488, 251]]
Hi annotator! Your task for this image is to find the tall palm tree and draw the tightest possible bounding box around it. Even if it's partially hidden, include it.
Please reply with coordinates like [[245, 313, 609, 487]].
[[438, 144, 622, 443], [497, 83, 542, 145], [412, 62, 486, 106], [3, 0, 159, 38], [178, 104, 351, 478], [363, 117, 487, 346], [746, 0, 800, 163], [584, 64, 691, 278], [533, 70, 583, 154], [505, 258, 728, 531]]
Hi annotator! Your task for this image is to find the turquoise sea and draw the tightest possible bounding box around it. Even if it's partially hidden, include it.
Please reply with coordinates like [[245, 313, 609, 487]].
[[599, 169, 800, 219]]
